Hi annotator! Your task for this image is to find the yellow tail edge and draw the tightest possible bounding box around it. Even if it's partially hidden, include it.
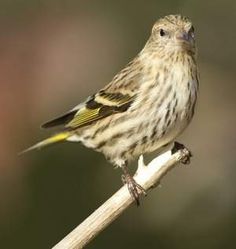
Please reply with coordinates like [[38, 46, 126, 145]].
[[19, 132, 71, 155]]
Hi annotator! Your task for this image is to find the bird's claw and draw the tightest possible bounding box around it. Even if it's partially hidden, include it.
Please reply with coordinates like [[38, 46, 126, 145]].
[[122, 174, 146, 206], [171, 141, 192, 164]]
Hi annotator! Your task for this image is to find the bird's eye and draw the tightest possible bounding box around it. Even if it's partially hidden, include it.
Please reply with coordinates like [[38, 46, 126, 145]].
[[160, 29, 166, 36]]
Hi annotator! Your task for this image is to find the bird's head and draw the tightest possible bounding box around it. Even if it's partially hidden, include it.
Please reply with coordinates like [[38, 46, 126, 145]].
[[147, 15, 196, 57]]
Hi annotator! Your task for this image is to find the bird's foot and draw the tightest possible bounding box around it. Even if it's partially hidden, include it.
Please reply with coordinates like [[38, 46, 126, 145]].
[[171, 142, 192, 164], [122, 174, 146, 206], [121, 170, 146, 206]]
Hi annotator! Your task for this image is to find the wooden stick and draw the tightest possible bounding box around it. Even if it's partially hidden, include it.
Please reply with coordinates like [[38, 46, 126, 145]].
[[52, 147, 190, 249]]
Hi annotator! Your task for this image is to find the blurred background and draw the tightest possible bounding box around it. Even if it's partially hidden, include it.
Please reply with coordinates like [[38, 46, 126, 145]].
[[0, 0, 236, 248]]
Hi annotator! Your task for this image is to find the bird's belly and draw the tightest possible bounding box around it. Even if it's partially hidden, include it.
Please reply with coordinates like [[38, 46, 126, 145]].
[[136, 113, 189, 156], [82, 105, 191, 165], [78, 78, 197, 165]]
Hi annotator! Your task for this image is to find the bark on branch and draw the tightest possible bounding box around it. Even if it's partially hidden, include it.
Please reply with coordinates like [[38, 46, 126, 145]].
[[52, 147, 191, 249]]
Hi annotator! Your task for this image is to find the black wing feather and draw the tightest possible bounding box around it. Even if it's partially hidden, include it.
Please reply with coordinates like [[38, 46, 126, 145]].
[[41, 91, 134, 130], [41, 110, 77, 129]]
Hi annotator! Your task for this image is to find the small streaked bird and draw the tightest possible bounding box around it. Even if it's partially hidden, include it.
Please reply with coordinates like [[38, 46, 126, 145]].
[[22, 14, 199, 205]]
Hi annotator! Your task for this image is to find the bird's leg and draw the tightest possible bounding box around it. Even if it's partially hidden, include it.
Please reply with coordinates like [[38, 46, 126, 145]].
[[171, 141, 192, 164], [121, 163, 146, 206]]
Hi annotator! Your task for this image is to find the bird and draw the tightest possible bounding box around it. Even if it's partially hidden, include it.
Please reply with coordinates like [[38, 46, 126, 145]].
[[22, 14, 199, 205]]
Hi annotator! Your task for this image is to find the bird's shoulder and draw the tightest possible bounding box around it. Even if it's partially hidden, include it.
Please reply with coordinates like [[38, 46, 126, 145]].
[[103, 56, 143, 95]]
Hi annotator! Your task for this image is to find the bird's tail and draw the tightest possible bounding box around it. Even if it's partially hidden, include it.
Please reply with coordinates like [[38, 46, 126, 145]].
[[19, 131, 71, 155]]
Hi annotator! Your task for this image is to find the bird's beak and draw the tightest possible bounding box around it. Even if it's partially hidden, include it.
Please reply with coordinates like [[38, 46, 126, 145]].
[[176, 31, 192, 43]]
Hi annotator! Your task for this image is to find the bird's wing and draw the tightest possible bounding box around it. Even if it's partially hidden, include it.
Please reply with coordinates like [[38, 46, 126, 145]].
[[41, 91, 135, 130]]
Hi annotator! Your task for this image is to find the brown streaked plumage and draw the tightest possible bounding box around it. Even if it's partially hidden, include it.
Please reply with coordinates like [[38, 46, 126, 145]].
[[22, 14, 199, 205]]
